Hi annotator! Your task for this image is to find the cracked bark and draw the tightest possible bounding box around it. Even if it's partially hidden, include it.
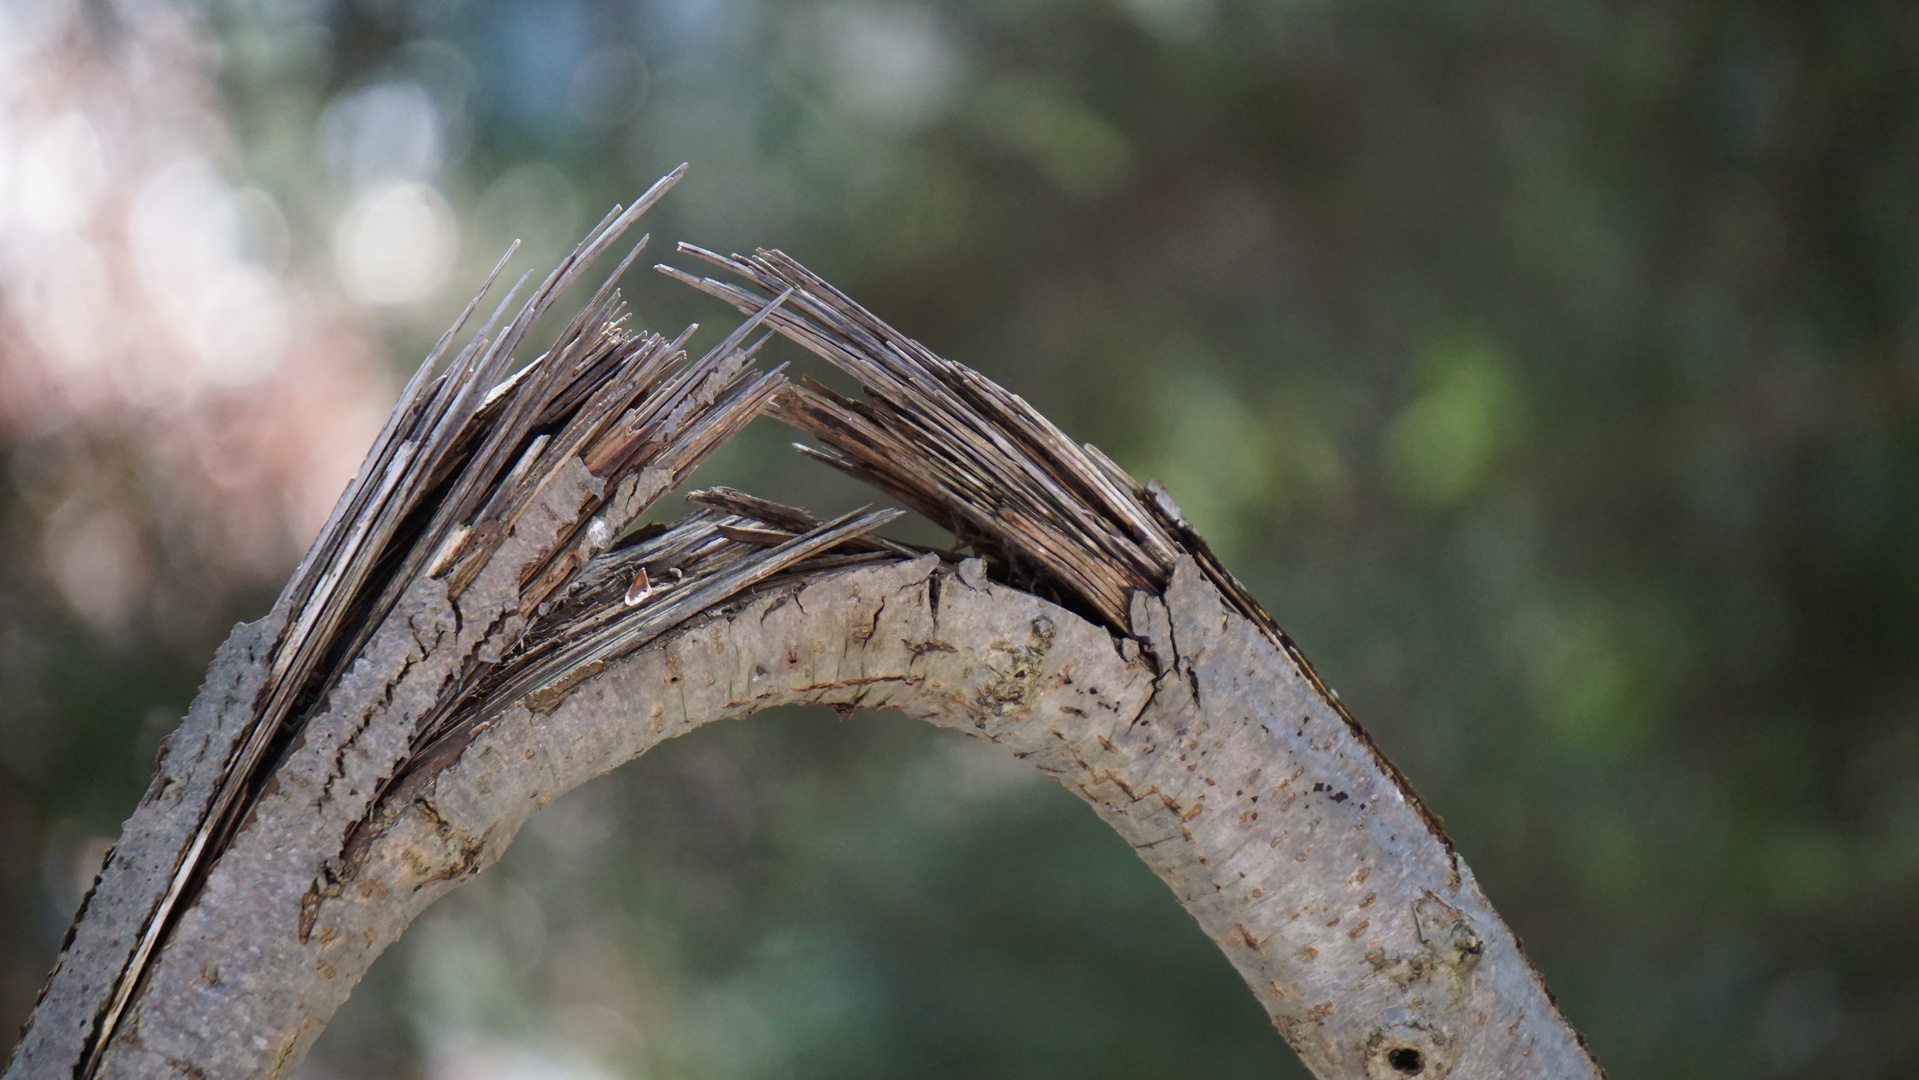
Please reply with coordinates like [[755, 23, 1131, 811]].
[[5, 174, 1604, 1080]]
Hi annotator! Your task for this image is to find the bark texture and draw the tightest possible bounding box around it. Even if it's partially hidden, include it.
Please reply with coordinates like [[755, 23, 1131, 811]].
[[25, 555, 1596, 1079], [6, 174, 1604, 1080]]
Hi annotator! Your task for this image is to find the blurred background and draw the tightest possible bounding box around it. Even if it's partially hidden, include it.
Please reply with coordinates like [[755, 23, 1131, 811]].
[[2, 0, 1915, 1076]]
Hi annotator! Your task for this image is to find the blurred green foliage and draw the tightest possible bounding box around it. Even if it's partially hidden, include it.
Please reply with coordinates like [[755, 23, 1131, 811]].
[[4, 0, 1917, 1077]]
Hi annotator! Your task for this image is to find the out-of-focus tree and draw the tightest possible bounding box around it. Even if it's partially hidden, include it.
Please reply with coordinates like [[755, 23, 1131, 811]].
[[0, 0, 393, 1036]]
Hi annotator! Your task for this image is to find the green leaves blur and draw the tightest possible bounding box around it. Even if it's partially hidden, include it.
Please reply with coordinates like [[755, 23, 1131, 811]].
[[1385, 334, 1525, 508]]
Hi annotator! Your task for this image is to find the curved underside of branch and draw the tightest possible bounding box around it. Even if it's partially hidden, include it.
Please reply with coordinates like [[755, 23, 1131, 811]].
[[7, 171, 1603, 1080], [85, 554, 1587, 1080]]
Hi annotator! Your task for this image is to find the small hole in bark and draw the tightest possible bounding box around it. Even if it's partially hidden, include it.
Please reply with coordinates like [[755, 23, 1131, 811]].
[[1387, 1047, 1424, 1074]]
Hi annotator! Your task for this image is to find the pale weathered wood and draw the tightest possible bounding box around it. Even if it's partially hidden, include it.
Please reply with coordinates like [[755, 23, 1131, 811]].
[[3, 168, 854, 1080], [24, 553, 1595, 1078], [5, 176, 1604, 1080]]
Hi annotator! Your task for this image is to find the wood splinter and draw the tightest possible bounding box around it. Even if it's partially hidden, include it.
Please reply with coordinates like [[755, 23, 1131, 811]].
[[6, 168, 1603, 1080]]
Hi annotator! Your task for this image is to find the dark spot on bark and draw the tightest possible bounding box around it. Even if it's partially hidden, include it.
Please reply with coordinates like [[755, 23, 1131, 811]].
[[1029, 615, 1055, 649], [1388, 1047, 1425, 1074], [297, 883, 324, 943], [977, 624, 1052, 712]]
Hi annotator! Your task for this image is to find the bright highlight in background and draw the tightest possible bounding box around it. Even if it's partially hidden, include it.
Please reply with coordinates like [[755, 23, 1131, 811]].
[[334, 181, 457, 306]]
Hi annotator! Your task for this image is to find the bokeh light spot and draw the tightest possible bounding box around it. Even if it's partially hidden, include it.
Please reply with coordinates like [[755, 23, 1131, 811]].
[[334, 181, 458, 306], [319, 80, 447, 192], [816, 2, 966, 132]]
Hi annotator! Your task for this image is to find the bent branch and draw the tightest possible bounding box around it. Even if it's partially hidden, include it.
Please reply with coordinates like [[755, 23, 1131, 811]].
[[6, 175, 1604, 1080]]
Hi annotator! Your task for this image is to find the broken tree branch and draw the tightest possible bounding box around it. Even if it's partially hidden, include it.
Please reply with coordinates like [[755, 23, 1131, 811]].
[[7, 174, 1603, 1080]]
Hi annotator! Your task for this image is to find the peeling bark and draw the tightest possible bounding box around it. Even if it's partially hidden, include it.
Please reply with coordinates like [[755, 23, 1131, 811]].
[[5, 175, 1604, 1080]]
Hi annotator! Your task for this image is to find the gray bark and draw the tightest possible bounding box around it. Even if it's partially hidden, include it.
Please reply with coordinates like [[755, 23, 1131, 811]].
[[4, 173, 1603, 1080], [10, 553, 1599, 1080]]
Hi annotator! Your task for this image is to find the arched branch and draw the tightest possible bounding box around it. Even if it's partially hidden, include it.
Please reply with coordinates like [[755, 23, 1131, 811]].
[[6, 173, 1603, 1080], [51, 554, 1599, 1079]]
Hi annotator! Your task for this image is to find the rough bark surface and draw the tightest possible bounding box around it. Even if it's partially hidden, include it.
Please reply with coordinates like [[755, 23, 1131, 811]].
[[42, 554, 1591, 1079], [604, 557, 1596, 1080], [6, 173, 1604, 1080], [6, 606, 288, 1079]]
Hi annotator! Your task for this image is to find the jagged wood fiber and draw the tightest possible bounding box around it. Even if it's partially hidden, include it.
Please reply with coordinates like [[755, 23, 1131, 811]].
[[7, 172, 1603, 1080], [5, 167, 896, 1080], [660, 245, 1452, 843]]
